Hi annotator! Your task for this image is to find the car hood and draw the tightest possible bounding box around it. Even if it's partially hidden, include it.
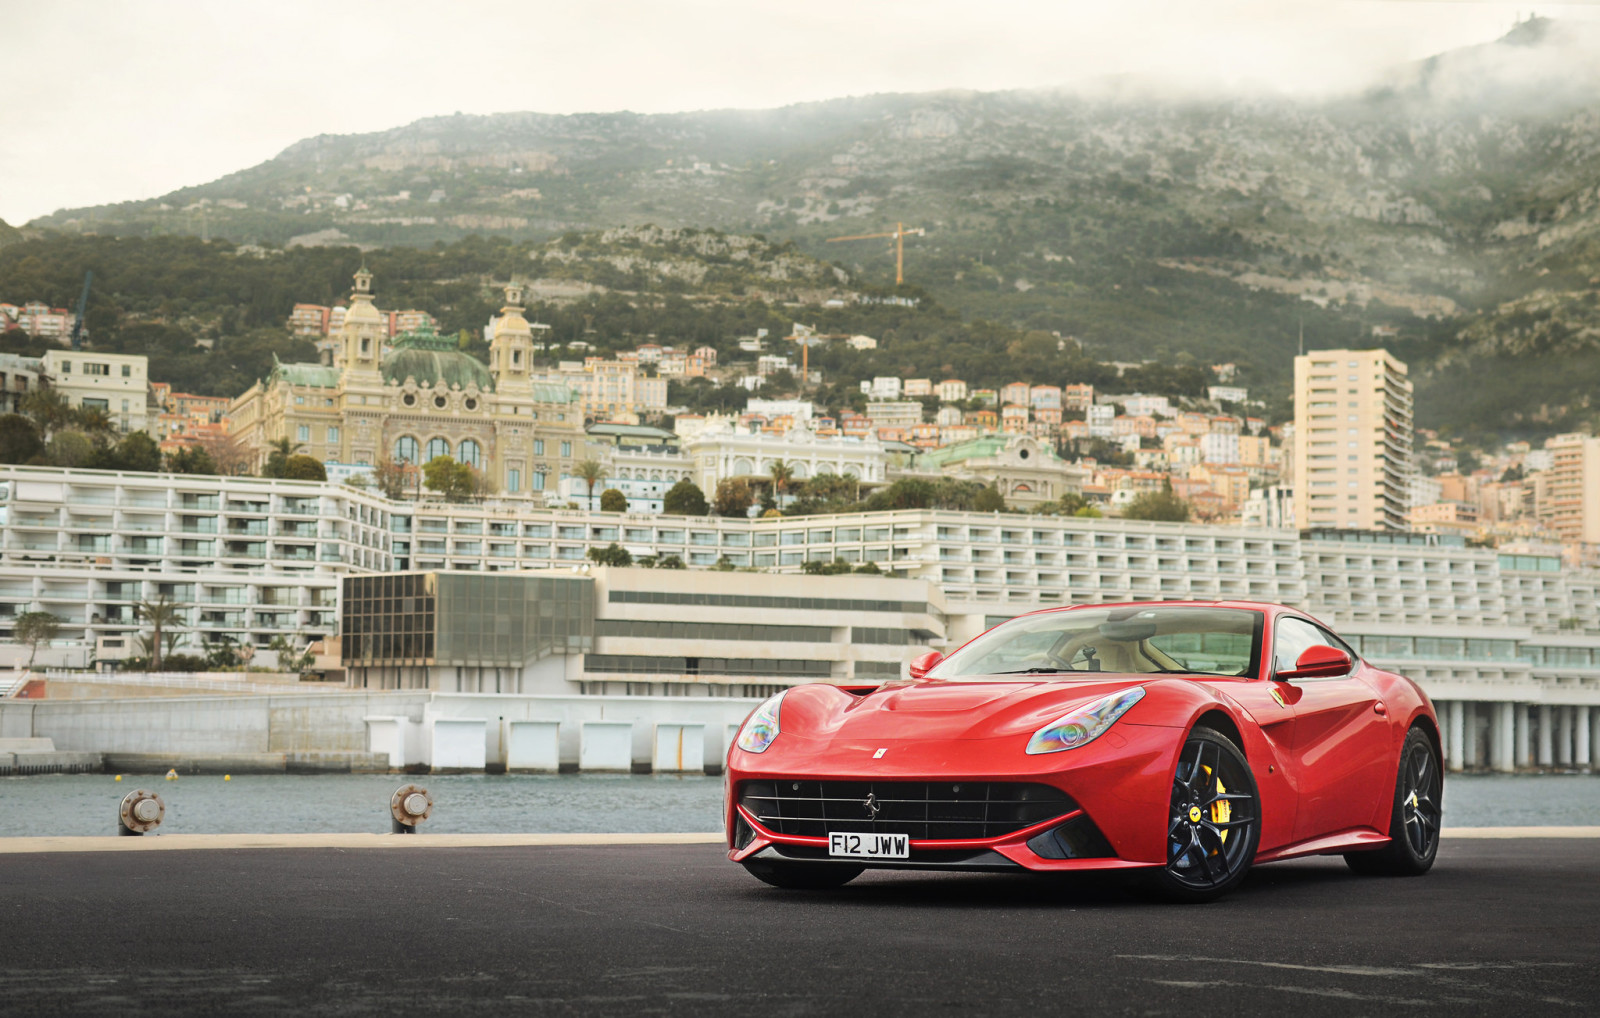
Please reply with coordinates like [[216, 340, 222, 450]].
[[786, 676, 1155, 742]]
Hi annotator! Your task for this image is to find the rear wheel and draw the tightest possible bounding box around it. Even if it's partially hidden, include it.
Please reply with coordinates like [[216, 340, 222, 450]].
[[1345, 726, 1441, 876], [742, 858, 864, 890], [1150, 726, 1261, 903]]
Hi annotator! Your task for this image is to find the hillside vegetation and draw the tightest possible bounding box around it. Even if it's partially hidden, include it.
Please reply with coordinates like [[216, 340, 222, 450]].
[[21, 18, 1600, 441], [0, 232, 1211, 411]]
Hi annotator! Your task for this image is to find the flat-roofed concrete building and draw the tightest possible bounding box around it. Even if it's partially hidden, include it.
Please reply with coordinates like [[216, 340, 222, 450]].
[[341, 567, 945, 697]]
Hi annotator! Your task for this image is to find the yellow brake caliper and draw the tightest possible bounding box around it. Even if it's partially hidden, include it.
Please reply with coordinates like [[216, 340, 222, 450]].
[[1210, 772, 1231, 844]]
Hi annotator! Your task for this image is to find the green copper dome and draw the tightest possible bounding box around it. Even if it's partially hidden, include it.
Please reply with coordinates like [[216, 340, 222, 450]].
[[382, 322, 494, 391]]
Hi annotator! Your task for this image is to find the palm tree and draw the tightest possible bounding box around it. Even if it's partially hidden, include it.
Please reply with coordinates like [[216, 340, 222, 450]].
[[262, 436, 301, 478], [575, 459, 605, 510], [768, 459, 795, 509], [135, 595, 183, 672], [15, 611, 60, 669]]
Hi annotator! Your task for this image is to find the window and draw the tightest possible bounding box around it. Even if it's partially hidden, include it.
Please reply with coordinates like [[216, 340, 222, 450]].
[[507, 468, 520, 492], [297, 425, 310, 443], [534, 439, 545, 456], [1273, 616, 1354, 677], [425, 437, 450, 462], [327, 426, 340, 443], [560, 441, 572, 458], [532, 471, 546, 491], [121, 365, 132, 378], [457, 439, 482, 468], [394, 436, 420, 464], [60, 361, 71, 373]]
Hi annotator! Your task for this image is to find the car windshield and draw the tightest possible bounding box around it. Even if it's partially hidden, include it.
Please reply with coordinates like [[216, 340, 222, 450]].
[[931, 606, 1265, 680]]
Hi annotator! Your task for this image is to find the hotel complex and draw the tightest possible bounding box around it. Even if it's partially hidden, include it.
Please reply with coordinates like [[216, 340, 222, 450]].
[[2, 463, 1598, 773]]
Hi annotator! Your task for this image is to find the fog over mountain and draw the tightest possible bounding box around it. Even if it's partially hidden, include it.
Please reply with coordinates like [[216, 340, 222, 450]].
[[18, 18, 1600, 438]]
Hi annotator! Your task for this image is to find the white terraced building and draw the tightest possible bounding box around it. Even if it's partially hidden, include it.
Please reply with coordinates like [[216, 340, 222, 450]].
[[0, 465, 1597, 772]]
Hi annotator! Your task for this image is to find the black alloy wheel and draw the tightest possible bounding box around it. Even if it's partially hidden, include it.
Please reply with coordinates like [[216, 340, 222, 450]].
[[1152, 726, 1261, 902], [1345, 726, 1442, 876], [743, 858, 865, 890]]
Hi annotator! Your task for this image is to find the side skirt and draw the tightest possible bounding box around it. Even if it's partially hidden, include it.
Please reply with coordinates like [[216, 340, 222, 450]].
[[1253, 827, 1390, 864]]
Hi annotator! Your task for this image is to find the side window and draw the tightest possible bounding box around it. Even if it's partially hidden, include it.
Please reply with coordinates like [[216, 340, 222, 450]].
[[1273, 617, 1344, 677]]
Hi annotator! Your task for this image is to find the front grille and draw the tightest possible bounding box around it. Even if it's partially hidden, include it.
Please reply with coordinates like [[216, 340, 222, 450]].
[[739, 780, 1076, 840]]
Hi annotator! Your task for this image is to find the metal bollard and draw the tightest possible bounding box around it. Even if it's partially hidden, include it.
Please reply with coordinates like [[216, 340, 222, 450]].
[[118, 790, 165, 836], [389, 783, 432, 834]]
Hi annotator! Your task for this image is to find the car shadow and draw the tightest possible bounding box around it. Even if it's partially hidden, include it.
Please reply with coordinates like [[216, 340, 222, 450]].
[[732, 857, 1367, 909]]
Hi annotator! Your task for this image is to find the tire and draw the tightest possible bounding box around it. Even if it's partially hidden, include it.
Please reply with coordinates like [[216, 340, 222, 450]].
[[742, 859, 865, 890], [1344, 726, 1442, 877], [1148, 726, 1262, 903]]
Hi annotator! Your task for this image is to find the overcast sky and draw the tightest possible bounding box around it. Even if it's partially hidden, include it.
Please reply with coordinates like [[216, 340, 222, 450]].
[[5, 0, 1600, 225]]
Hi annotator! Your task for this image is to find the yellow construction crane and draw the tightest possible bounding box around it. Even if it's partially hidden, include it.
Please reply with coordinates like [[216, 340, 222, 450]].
[[827, 221, 926, 285]]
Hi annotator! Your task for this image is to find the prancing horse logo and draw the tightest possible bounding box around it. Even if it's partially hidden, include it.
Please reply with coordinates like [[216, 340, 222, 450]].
[[862, 792, 881, 820]]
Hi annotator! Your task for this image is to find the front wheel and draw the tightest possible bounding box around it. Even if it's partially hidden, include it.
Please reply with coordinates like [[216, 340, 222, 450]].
[[1149, 726, 1261, 903], [742, 859, 864, 890], [1345, 726, 1441, 876]]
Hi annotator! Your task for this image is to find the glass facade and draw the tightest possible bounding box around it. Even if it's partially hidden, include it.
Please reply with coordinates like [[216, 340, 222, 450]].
[[595, 619, 832, 643], [341, 572, 593, 667], [584, 654, 832, 678], [607, 589, 931, 614]]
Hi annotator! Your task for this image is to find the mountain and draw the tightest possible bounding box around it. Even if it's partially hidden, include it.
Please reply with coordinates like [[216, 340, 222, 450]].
[[26, 18, 1600, 441], [0, 218, 22, 249]]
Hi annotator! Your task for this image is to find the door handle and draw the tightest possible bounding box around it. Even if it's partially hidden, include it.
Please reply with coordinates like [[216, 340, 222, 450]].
[[1373, 701, 1387, 716]]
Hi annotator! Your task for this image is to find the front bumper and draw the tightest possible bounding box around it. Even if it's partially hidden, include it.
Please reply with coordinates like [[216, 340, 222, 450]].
[[725, 722, 1182, 872]]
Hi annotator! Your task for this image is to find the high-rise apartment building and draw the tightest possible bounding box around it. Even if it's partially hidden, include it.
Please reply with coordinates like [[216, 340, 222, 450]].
[[1293, 348, 1412, 532], [1539, 433, 1600, 546]]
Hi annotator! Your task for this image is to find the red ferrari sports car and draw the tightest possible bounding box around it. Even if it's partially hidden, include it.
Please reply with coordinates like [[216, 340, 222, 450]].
[[725, 600, 1442, 901]]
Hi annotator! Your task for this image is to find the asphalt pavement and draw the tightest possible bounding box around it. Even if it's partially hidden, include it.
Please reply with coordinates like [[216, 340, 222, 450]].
[[0, 837, 1595, 1016]]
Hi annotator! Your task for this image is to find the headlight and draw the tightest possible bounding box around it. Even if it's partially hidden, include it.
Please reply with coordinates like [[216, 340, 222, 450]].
[[736, 690, 786, 753], [1026, 686, 1145, 754]]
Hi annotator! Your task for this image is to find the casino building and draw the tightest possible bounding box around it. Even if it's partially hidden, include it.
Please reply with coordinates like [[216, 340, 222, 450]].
[[228, 270, 584, 497]]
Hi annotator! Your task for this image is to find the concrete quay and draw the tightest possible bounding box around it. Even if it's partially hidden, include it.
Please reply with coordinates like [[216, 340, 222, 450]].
[[0, 835, 1594, 1016]]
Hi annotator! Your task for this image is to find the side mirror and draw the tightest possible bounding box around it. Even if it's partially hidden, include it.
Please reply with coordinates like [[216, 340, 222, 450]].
[[908, 650, 943, 680], [1277, 644, 1352, 681]]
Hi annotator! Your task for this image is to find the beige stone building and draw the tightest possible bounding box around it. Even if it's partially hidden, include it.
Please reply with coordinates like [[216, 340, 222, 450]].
[[1293, 348, 1413, 532], [229, 271, 584, 497], [1538, 433, 1600, 547]]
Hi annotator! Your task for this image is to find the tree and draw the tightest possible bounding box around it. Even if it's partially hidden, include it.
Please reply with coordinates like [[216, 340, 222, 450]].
[[165, 444, 218, 475], [663, 478, 709, 516], [711, 555, 737, 571], [135, 595, 183, 673], [768, 459, 795, 508], [18, 389, 74, 440], [422, 456, 479, 501], [14, 611, 60, 669], [1122, 482, 1191, 522], [0, 414, 42, 464], [713, 478, 754, 518], [655, 554, 685, 569], [801, 558, 853, 575], [45, 431, 93, 467], [197, 432, 252, 476], [574, 459, 605, 510], [973, 485, 1007, 512], [280, 454, 327, 482], [372, 457, 413, 499], [853, 561, 883, 574], [261, 436, 298, 478], [94, 431, 162, 472], [587, 542, 633, 566], [268, 634, 315, 675], [599, 487, 627, 513]]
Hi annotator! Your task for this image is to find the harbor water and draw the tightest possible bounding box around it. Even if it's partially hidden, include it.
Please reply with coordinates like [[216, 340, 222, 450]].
[[1, 772, 1597, 838]]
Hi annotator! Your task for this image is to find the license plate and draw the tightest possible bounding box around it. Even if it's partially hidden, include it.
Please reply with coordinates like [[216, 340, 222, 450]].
[[828, 832, 910, 859]]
